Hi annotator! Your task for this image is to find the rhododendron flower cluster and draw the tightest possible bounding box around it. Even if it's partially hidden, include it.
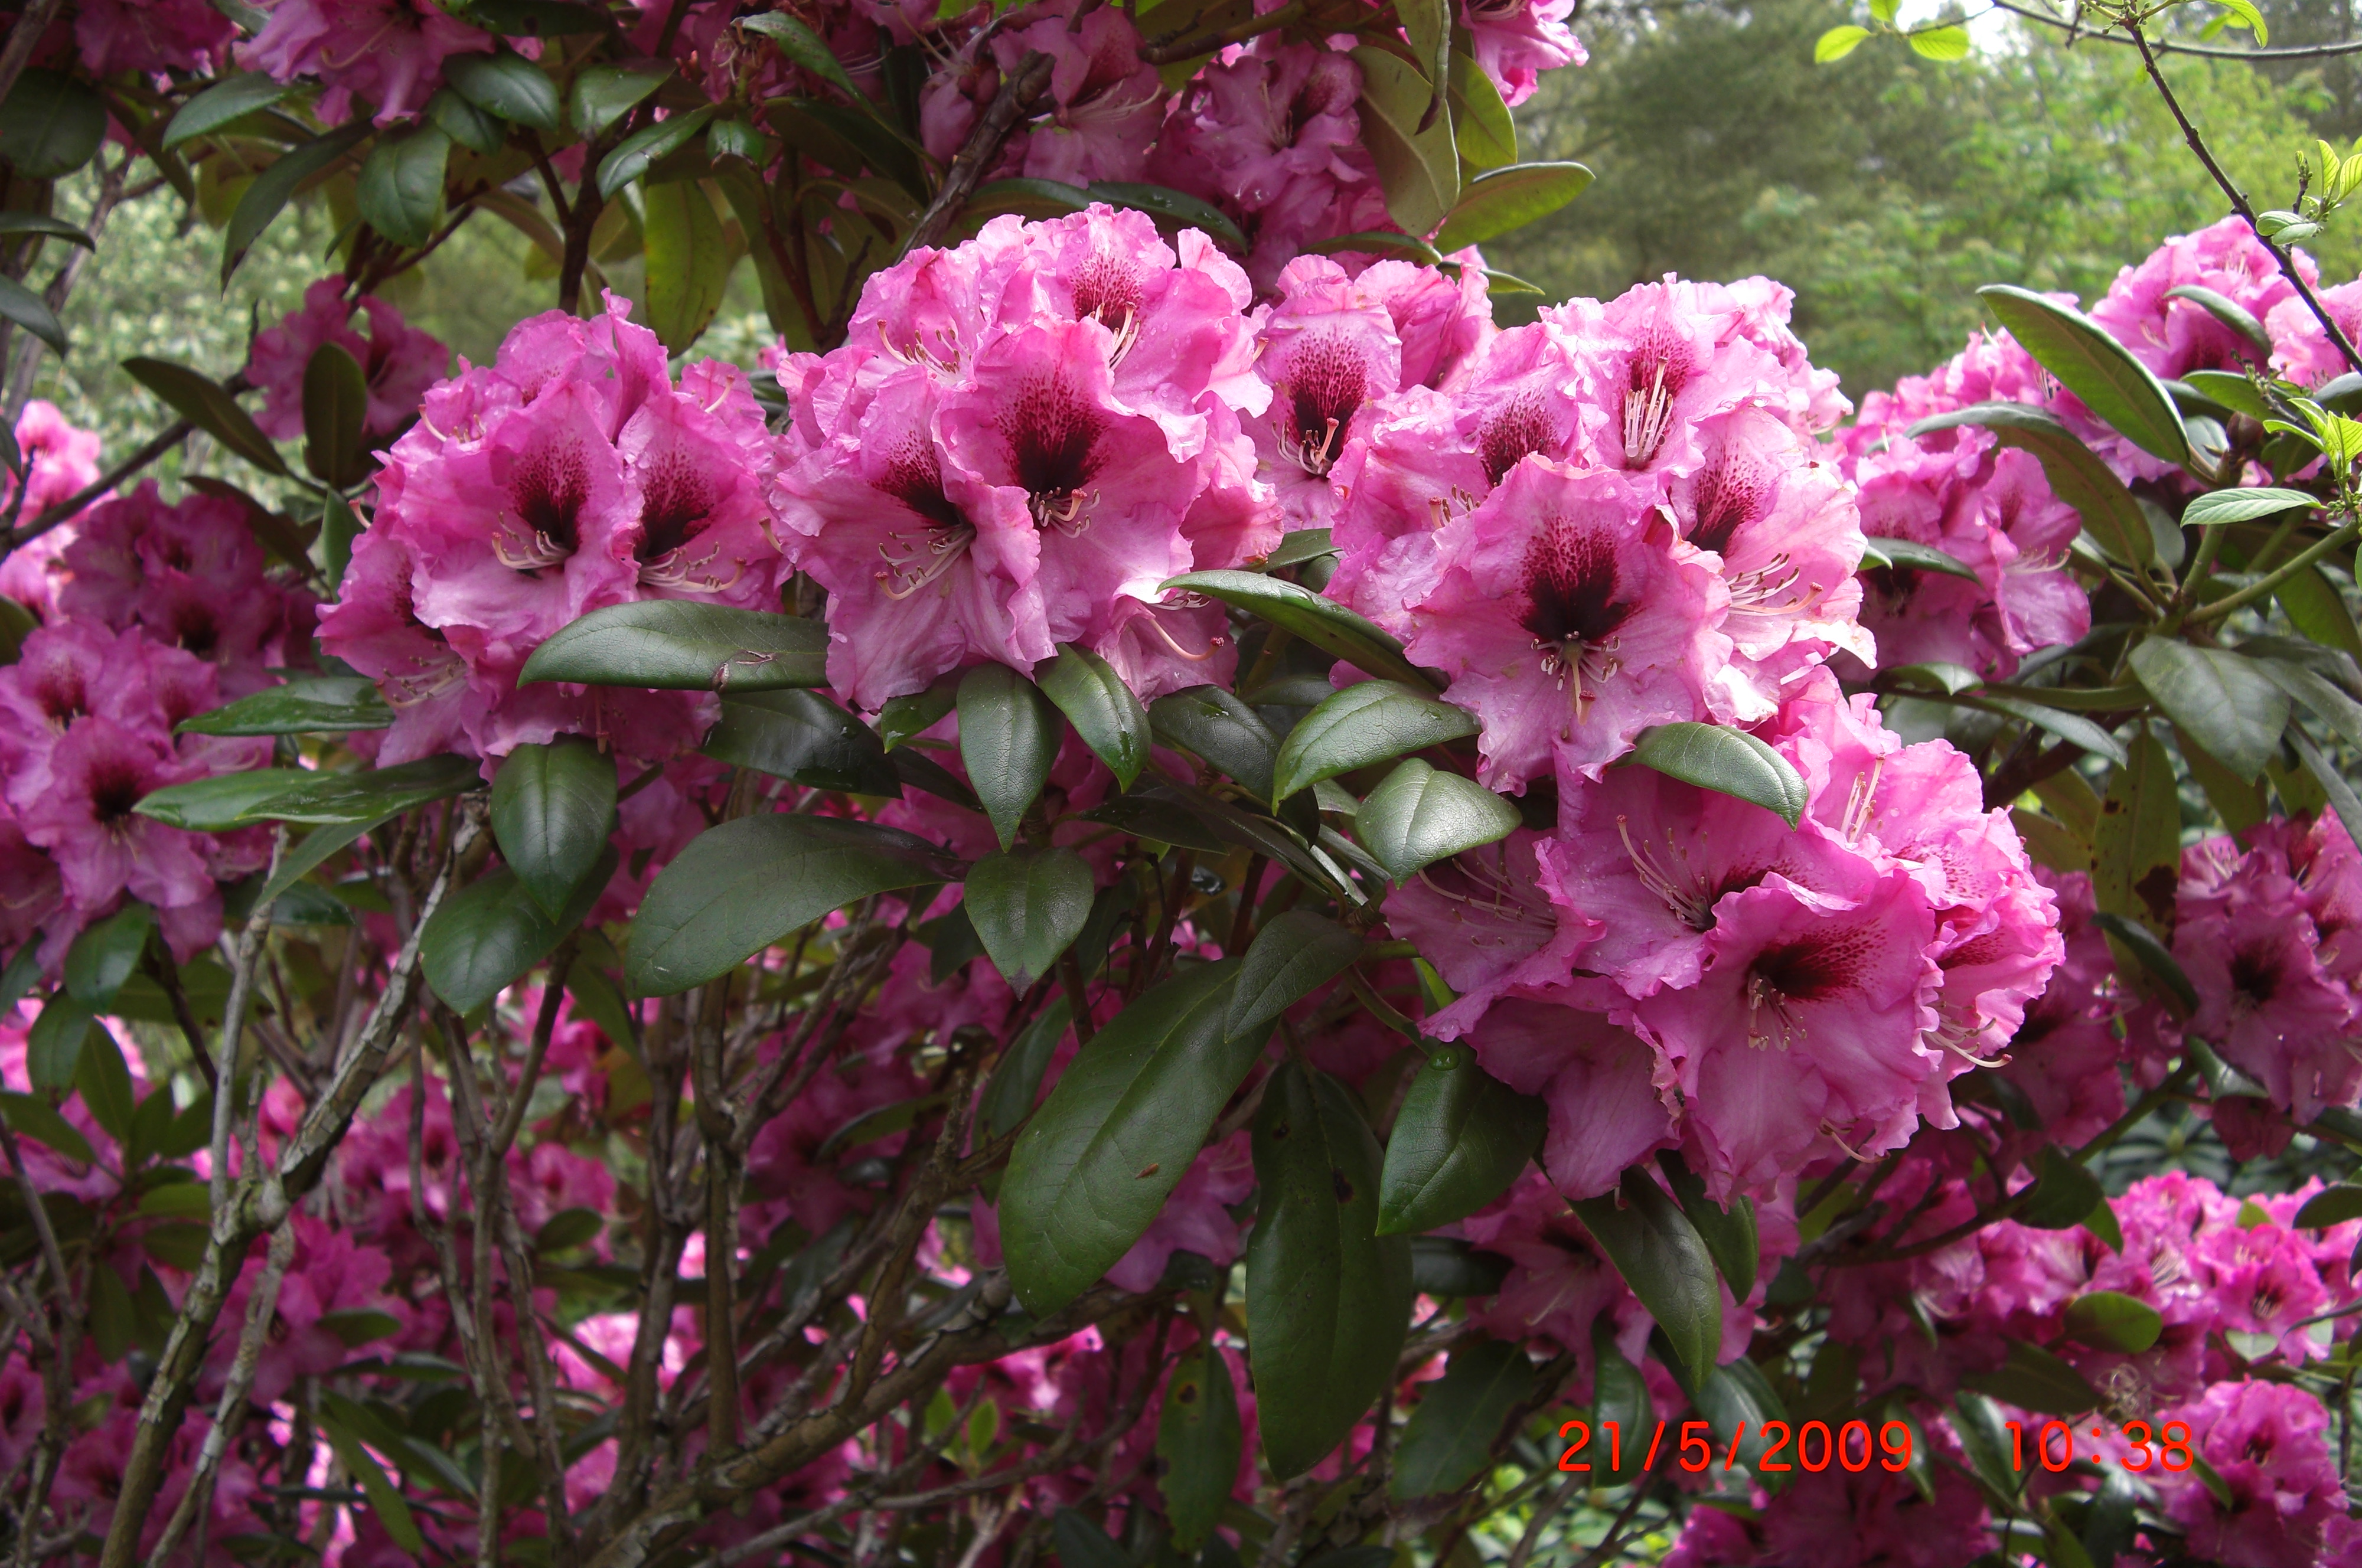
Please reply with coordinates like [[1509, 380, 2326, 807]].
[[247, 276, 448, 444]]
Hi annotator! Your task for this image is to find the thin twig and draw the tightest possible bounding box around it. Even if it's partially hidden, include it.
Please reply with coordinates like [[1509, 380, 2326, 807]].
[[1992, 0, 2362, 58], [901, 52, 1055, 257]]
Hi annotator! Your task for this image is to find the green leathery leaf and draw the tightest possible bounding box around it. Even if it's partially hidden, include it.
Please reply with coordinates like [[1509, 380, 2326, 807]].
[[2165, 283, 2273, 357], [0, 70, 105, 180], [163, 71, 295, 148], [1163, 569, 1438, 690], [2276, 564, 2362, 662], [520, 602, 828, 692], [1658, 1151, 1758, 1303], [876, 678, 958, 751], [123, 357, 287, 477], [980, 996, 1070, 1138], [2298, 1184, 2362, 1226], [2018, 1143, 2105, 1230], [1036, 643, 1150, 791], [1978, 285, 2188, 465], [963, 847, 1094, 992], [737, 12, 865, 102], [1858, 536, 1981, 580], [1907, 402, 2154, 569], [596, 107, 719, 200], [234, 755, 478, 827], [1626, 721, 1808, 826], [491, 739, 619, 919], [1433, 161, 1592, 250], [1376, 1041, 1544, 1236], [2129, 641, 2288, 782], [568, 63, 670, 136], [1963, 1337, 2103, 1416], [1390, 1337, 1537, 1498], [177, 677, 394, 736], [443, 49, 562, 130], [2063, 1291, 2164, 1353], [2089, 912, 2198, 1014], [1349, 47, 1457, 239], [223, 125, 371, 285], [1446, 48, 1515, 169], [301, 341, 369, 488], [421, 851, 615, 1016], [1001, 963, 1270, 1315], [1353, 758, 1519, 880], [1150, 685, 1284, 804], [1247, 1061, 1414, 1479], [1085, 181, 1249, 251], [2180, 486, 2317, 527], [2093, 727, 2184, 935], [1589, 1325, 1653, 1482], [701, 688, 900, 797], [71, 1022, 133, 1143], [957, 664, 1062, 851], [356, 123, 450, 249], [63, 904, 152, 1009], [133, 764, 311, 830], [625, 815, 963, 996], [1270, 680, 1477, 803], [2289, 727, 2362, 856], [1226, 910, 1361, 1040], [426, 87, 503, 155], [25, 996, 93, 1092], [1156, 1345, 1242, 1551], [0, 275, 61, 358], [1570, 1167, 1720, 1381], [1963, 694, 2129, 766], [0, 1092, 93, 1165], [317, 1404, 426, 1553], [641, 177, 729, 354]]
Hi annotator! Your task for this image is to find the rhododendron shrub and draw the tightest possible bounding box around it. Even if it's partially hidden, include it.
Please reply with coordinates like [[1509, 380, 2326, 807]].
[[5, 0, 2362, 1559]]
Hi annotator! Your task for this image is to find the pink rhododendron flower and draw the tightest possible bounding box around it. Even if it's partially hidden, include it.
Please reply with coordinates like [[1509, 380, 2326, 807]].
[[248, 276, 448, 441], [2089, 215, 2296, 383], [991, 2, 1163, 186], [239, 0, 496, 125], [76, 0, 234, 73], [320, 293, 790, 763], [774, 205, 1275, 710], [2151, 1380, 2362, 1567], [1459, 0, 1584, 106]]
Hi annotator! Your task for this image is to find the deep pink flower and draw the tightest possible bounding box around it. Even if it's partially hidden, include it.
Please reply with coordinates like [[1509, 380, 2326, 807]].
[[74, 0, 234, 73], [1400, 459, 1728, 788], [1466, 997, 1673, 1198], [2152, 1380, 2354, 1568], [1460, 0, 1584, 106], [991, 2, 1163, 187], [249, 276, 448, 441], [2088, 215, 2297, 383], [239, 0, 496, 125], [2268, 279, 2362, 387]]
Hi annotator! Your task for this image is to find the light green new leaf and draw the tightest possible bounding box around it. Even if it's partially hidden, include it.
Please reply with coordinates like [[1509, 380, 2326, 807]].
[[1433, 162, 1592, 251]]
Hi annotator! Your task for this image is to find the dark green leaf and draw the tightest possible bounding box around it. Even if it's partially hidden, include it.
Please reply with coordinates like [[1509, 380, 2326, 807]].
[[2129, 641, 2288, 781], [1246, 1061, 1415, 1479], [320, 1308, 405, 1347], [0, 1092, 94, 1164], [1271, 680, 1477, 803], [325, 493, 361, 593], [460, 0, 612, 33], [569, 63, 670, 136], [1657, 1151, 1757, 1303], [2182, 486, 2316, 527], [1156, 1345, 1242, 1550], [223, 125, 371, 285], [0, 276, 64, 358], [738, 13, 864, 101], [1150, 685, 1283, 803], [641, 176, 729, 354], [2275, 565, 2362, 662], [426, 87, 504, 155], [1349, 45, 1458, 238], [1571, 1168, 1720, 1381], [2164, 284, 2272, 357], [1434, 162, 1593, 250], [520, 601, 828, 691], [2289, 729, 2362, 858], [701, 688, 899, 796], [1391, 1337, 1537, 1498], [317, 1405, 426, 1553], [1227, 910, 1361, 1039], [0, 940, 40, 1019], [1692, 1359, 1789, 1475], [1002, 963, 1267, 1314], [2184, 369, 2270, 417], [890, 747, 980, 812], [25, 997, 92, 1091], [1354, 758, 1519, 880], [877, 678, 957, 750], [122, 357, 286, 477], [177, 677, 394, 737], [1907, 402, 2154, 569], [1265, 528, 1337, 569], [72, 1023, 133, 1142], [1858, 536, 1981, 580], [491, 739, 619, 919], [2063, 1291, 2164, 1353], [1309, 231, 1443, 265], [2088, 910, 2197, 1015], [980, 997, 1069, 1138], [964, 847, 1094, 992], [235, 755, 479, 827], [443, 50, 563, 130], [1398, 0, 1449, 129], [596, 107, 719, 200], [1376, 1042, 1544, 1235], [301, 342, 370, 488], [1408, 1235, 1509, 1295], [164, 72, 296, 148], [1978, 285, 2188, 465], [535, 1207, 605, 1253], [2296, 1183, 2362, 1227], [0, 71, 105, 179], [625, 814, 961, 996], [356, 125, 451, 249], [1086, 181, 1249, 251], [1048, 1511, 1126, 1568], [2092, 727, 2180, 935], [64, 904, 152, 1008], [1036, 644, 1150, 791], [1965, 694, 2129, 766], [957, 664, 1062, 851], [1162, 570, 1438, 690], [1962, 1338, 2103, 1416], [422, 851, 614, 1015], [1627, 722, 1807, 826], [2019, 1143, 2105, 1230], [1589, 1326, 1653, 1482]]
